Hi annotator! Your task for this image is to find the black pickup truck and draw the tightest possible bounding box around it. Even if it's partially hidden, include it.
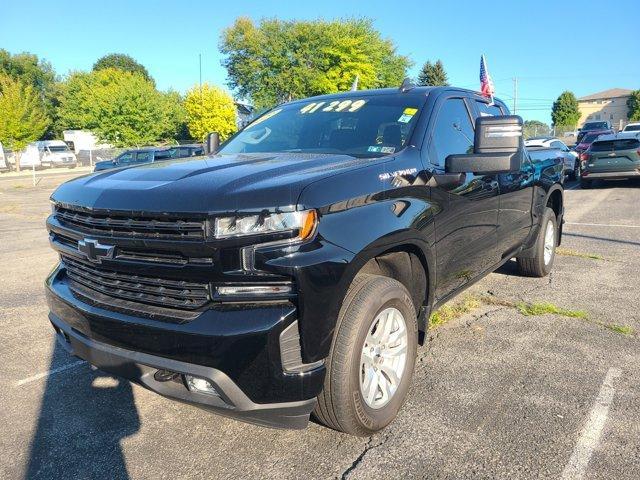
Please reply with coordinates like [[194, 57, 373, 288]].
[[45, 85, 564, 436]]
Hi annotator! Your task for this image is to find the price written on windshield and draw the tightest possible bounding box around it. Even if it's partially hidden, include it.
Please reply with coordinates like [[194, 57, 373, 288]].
[[299, 99, 367, 114]]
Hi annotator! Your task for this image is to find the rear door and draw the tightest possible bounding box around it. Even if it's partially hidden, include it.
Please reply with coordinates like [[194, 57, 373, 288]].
[[427, 95, 500, 299]]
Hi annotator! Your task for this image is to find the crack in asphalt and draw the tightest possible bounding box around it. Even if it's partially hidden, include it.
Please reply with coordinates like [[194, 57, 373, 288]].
[[340, 434, 390, 479]]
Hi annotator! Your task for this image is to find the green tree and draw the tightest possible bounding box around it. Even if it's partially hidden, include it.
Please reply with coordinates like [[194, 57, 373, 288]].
[[93, 53, 154, 85], [523, 120, 550, 139], [0, 49, 58, 137], [184, 84, 237, 141], [551, 91, 580, 128], [220, 17, 411, 109], [56, 68, 180, 147], [0, 75, 50, 172], [627, 90, 640, 122], [417, 60, 449, 86]]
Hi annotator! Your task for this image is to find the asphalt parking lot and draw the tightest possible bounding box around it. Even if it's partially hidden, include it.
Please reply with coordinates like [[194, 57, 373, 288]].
[[1, 172, 638, 480]]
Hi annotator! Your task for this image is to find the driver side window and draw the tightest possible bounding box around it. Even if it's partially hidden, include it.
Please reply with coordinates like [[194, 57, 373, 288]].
[[430, 98, 475, 167]]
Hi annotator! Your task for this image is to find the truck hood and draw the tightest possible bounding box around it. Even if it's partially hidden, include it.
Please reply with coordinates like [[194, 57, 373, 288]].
[[51, 152, 375, 214]]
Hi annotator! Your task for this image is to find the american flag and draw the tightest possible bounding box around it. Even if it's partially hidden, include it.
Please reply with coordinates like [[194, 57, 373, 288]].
[[480, 55, 495, 102]]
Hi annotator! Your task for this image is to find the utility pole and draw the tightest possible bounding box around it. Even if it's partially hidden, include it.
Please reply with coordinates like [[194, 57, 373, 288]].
[[512, 77, 518, 114], [199, 53, 202, 91]]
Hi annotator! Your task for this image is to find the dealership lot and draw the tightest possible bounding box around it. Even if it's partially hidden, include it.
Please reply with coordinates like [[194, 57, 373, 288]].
[[0, 174, 638, 480]]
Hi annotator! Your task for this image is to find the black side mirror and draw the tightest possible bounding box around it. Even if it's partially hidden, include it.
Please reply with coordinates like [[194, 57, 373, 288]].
[[445, 115, 523, 174], [205, 132, 220, 155]]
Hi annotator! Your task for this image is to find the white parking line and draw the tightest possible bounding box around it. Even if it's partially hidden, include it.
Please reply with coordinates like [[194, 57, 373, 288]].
[[566, 222, 640, 229], [561, 367, 622, 480], [14, 360, 86, 387]]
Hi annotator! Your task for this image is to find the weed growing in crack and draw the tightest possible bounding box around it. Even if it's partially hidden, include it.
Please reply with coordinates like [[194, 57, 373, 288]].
[[516, 301, 588, 319], [556, 247, 604, 260]]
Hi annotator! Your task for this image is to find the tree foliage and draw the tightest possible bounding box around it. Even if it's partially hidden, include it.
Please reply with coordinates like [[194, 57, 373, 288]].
[[523, 120, 550, 138], [0, 49, 58, 137], [417, 60, 449, 87], [56, 68, 183, 147], [627, 90, 640, 122], [184, 84, 237, 142], [0, 75, 50, 171], [551, 91, 580, 127], [93, 53, 154, 85], [220, 17, 411, 109]]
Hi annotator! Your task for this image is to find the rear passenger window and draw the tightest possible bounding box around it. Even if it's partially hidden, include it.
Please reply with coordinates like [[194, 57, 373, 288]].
[[475, 101, 503, 117], [430, 98, 475, 167], [136, 152, 152, 163]]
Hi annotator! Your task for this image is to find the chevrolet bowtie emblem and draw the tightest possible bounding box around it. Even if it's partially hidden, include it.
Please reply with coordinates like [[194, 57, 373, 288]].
[[77, 238, 115, 263]]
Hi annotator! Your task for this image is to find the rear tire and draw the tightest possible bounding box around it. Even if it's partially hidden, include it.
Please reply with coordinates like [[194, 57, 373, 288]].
[[517, 207, 557, 277], [571, 160, 580, 181], [314, 274, 418, 436]]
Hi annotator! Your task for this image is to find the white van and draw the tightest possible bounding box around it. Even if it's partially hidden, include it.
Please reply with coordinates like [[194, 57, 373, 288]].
[[36, 140, 78, 168]]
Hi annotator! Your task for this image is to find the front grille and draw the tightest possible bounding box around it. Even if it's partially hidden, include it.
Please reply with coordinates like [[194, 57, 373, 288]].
[[54, 205, 206, 241], [51, 232, 212, 266], [62, 255, 210, 312]]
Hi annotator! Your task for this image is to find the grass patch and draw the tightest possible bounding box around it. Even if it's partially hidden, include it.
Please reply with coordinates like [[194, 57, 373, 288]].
[[603, 324, 634, 336], [429, 295, 482, 328], [516, 301, 588, 319], [555, 247, 604, 260], [12, 184, 24, 189]]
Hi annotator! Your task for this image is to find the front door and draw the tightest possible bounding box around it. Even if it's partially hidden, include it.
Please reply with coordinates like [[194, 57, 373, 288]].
[[427, 96, 500, 300]]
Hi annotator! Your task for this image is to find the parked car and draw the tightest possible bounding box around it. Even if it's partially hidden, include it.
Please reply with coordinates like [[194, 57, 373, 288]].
[[36, 140, 78, 169], [526, 138, 579, 179], [528, 146, 578, 180], [46, 85, 564, 435], [621, 122, 640, 134], [580, 135, 640, 188], [577, 121, 612, 143], [93, 145, 204, 172], [574, 130, 614, 154]]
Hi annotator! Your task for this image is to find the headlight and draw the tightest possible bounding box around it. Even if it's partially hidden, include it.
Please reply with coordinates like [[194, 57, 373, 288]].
[[214, 210, 317, 240]]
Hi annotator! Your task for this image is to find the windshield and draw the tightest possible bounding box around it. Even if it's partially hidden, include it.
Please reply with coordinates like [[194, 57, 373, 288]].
[[583, 122, 608, 130], [582, 133, 602, 143], [218, 94, 426, 158], [46, 145, 70, 153]]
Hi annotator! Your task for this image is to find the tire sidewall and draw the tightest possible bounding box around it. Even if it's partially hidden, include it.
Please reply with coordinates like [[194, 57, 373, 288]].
[[346, 280, 417, 433], [538, 209, 557, 275]]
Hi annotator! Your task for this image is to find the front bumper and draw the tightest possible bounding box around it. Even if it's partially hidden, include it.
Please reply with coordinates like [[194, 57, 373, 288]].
[[46, 266, 324, 429]]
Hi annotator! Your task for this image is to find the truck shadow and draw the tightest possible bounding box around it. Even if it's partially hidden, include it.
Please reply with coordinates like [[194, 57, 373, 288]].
[[25, 341, 140, 480]]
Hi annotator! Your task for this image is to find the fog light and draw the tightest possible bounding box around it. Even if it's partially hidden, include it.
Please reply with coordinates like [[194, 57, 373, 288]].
[[217, 285, 292, 296], [185, 375, 219, 395]]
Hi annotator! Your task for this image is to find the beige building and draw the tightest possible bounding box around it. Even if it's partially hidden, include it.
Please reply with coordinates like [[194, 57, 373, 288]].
[[577, 88, 633, 131]]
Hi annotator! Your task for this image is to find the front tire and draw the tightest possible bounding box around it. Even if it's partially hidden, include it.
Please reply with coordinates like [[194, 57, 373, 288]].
[[314, 274, 418, 436], [517, 207, 557, 277]]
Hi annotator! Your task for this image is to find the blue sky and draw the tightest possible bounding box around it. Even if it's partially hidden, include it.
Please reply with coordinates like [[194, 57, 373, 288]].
[[2, 0, 638, 123]]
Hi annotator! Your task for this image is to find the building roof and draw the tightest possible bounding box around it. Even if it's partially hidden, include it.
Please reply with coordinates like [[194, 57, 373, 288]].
[[578, 88, 633, 101]]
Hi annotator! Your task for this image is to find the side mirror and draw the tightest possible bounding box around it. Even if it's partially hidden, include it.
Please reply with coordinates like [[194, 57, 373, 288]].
[[205, 132, 220, 155], [445, 115, 523, 174]]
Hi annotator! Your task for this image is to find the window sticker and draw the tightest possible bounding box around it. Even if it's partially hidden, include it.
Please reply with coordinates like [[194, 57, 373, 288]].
[[367, 145, 382, 153], [300, 99, 367, 114], [381, 146, 396, 153], [246, 108, 282, 130], [398, 107, 418, 123]]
